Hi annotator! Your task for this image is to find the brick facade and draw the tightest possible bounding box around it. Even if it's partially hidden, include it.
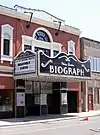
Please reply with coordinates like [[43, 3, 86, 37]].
[[81, 37, 100, 111], [0, 5, 82, 118]]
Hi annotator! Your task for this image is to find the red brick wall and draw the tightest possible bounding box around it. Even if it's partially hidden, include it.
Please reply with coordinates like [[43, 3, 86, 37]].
[[68, 82, 81, 91], [0, 77, 14, 90], [0, 13, 80, 93], [0, 14, 80, 58]]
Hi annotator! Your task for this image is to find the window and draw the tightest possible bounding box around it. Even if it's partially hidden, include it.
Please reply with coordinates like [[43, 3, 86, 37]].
[[88, 87, 93, 94], [34, 47, 50, 56], [53, 50, 59, 56], [35, 30, 50, 42], [3, 39, 10, 55], [93, 58, 97, 71], [90, 57, 100, 72], [0, 90, 13, 112], [97, 58, 100, 71], [68, 40, 75, 55], [24, 44, 32, 51], [1, 24, 14, 63]]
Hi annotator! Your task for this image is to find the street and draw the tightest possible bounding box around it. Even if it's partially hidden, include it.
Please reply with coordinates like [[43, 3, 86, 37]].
[[0, 116, 100, 135]]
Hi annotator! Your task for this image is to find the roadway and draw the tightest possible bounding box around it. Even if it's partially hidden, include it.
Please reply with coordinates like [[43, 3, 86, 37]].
[[0, 115, 100, 135]]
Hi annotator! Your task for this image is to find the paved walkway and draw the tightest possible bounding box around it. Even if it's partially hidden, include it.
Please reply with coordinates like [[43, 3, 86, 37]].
[[0, 110, 100, 127]]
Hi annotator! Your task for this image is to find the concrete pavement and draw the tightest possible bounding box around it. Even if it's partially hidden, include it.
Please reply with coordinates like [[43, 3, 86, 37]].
[[0, 110, 100, 127]]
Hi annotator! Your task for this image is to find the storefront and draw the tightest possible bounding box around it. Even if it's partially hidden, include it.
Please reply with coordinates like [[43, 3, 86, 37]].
[[0, 77, 14, 118], [13, 50, 91, 118]]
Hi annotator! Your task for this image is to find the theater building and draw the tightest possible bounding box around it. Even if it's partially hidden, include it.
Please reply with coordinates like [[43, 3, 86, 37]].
[[81, 37, 100, 111], [0, 5, 91, 118]]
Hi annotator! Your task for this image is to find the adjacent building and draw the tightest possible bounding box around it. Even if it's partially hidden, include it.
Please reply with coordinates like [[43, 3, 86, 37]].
[[0, 5, 91, 118], [81, 37, 100, 111]]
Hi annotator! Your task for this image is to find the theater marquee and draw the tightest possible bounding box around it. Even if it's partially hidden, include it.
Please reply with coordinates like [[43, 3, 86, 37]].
[[14, 50, 91, 80], [38, 51, 91, 78], [14, 50, 37, 76]]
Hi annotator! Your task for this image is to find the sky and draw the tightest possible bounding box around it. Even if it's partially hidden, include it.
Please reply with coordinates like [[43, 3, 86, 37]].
[[0, 0, 100, 41]]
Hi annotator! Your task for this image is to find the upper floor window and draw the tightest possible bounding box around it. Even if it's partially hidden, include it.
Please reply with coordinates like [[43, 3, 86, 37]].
[[90, 57, 100, 72], [1, 24, 14, 63], [24, 44, 32, 51], [53, 50, 59, 56], [34, 47, 50, 56], [35, 30, 50, 42], [3, 38, 10, 56], [68, 40, 75, 55]]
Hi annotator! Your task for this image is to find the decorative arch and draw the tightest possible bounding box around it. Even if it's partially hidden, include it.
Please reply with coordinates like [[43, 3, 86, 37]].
[[33, 27, 53, 42]]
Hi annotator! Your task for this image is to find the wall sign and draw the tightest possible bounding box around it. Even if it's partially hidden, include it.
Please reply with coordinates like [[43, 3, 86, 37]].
[[40, 94, 47, 105], [38, 51, 91, 78], [14, 50, 36, 76], [61, 93, 67, 105], [16, 92, 25, 106]]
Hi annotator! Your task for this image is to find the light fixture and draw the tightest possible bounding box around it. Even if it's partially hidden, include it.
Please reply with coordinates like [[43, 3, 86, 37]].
[[24, 11, 33, 28], [53, 21, 62, 36]]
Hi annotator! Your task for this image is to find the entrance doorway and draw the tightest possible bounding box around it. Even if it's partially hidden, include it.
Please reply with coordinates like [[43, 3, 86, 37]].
[[25, 94, 34, 116], [67, 91, 77, 113], [47, 82, 61, 114]]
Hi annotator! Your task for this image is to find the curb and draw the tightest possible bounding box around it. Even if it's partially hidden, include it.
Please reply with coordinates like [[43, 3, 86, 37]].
[[0, 114, 100, 128], [0, 116, 78, 127]]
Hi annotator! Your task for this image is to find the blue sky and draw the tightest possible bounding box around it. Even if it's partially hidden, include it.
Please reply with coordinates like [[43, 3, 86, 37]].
[[1, 0, 100, 41]]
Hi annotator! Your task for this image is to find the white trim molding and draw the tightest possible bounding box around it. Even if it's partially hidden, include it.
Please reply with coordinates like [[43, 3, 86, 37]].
[[32, 27, 54, 56], [68, 40, 75, 55], [0, 66, 13, 73], [0, 5, 81, 36], [1, 24, 14, 64], [22, 35, 62, 57], [0, 74, 13, 77]]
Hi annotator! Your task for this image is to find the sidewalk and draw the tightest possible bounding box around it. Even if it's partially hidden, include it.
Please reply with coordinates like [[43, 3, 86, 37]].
[[0, 110, 100, 127]]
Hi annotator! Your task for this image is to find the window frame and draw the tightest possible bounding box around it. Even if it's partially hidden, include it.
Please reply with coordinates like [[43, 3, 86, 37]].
[[24, 44, 32, 51], [68, 40, 75, 55], [3, 39, 10, 56], [1, 24, 14, 64], [90, 57, 100, 72]]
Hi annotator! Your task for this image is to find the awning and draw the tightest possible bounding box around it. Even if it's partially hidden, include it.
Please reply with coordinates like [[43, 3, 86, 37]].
[[13, 74, 91, 82]]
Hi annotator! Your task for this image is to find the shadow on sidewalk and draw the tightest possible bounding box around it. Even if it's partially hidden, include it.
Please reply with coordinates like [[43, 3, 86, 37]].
[[0, 114, 78, 123]]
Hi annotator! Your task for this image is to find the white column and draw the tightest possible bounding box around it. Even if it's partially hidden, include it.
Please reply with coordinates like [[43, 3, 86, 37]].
[[21, 35, 24, 51]]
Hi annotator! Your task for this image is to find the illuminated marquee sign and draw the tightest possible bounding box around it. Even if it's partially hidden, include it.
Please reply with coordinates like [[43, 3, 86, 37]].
[[38, 51, 91, 78], [14, 50, 36, 76]]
